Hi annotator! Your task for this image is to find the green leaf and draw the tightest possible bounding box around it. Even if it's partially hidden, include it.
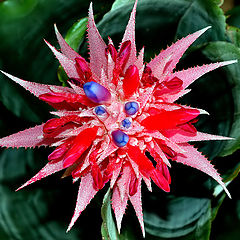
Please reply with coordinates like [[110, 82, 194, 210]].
[[99, 0, 192, 61], [65, 17, 88, 52], [0, 148, 81, 240], [101, 188, 120, 240], [226, 26, 240, 48], [57, 65, 68, 87], [111, 0, 134, 11], [226, 6, 240, 29], [144, 197, 211, 239], [200, 42, 240, 156], [176, 0, 227, 42]]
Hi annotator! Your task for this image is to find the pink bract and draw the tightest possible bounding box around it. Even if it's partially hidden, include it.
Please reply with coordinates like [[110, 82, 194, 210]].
[[0, 0, 236, 236]]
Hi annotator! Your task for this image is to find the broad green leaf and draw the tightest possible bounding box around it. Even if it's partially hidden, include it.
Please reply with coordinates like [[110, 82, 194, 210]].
[[200, 42, 240, 156], [0, 147, 106, 239], [98, 0, 192, 61], [0, 148, 80, 240], [144, 197, 211, 239], [111, 0, 135, 11], [176, 0, 227, 42]]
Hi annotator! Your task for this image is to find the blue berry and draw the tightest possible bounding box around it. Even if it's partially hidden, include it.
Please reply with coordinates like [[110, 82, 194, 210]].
[[124, 101, 139, 115], [121, 118, 131, 129], [112, 130, 129, 147], [83, 81, 111, 104], [94, 106, 106, 115]]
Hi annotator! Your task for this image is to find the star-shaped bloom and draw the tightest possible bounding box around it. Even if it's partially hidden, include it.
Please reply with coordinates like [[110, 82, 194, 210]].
[[0, 0, 236, 236]]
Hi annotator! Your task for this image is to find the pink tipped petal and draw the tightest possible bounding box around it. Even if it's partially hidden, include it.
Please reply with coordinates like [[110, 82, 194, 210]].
[[17, 161, 65, 191], [117, 164, 131, 201], [121, 0, 138, 70], [172, 60, 238, 89], [148, 27, 211, 78], [67, 174, 98, 232], [129, 178, 145, 237], [112, 186, 129, 233], [0, 124, 49, 148], [44, 40, 79, 79], [142, 175, 152, 192], [135, 47, 144, 71], [176, 143, 231, 198], [54, 24, 81, 60], [88, 3, 107, 78], [161, 89, 191, 103], [110, 159, 123, 188], [0, 70, 70, 98], [167, 130, 233, 143]]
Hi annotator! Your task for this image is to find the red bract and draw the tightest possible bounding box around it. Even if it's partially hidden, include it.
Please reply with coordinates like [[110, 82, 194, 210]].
[[0, 0, 236, 237]]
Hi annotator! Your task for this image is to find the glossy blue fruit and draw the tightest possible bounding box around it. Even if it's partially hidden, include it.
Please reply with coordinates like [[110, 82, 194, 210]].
[[124, 101, 139, 115], [83, 81, 111, 104], [94, 106, 106, 115], [121, 118, 131, 129], [112, 130, 129, 147]]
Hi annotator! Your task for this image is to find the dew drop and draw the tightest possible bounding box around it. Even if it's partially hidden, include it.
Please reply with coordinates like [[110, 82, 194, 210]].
[[111, 130, 129, 147], [124, 101, 139, 115]]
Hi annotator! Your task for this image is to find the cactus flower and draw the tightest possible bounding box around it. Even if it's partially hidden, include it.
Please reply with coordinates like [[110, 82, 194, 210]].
[[0, 0, 236, 236]]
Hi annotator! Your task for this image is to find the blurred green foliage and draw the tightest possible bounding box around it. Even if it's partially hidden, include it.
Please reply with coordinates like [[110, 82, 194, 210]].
[[0, 0, 240, 239]]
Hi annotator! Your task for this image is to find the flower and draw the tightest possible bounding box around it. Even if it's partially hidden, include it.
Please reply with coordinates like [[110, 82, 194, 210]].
[[0, 0, 236, 236]]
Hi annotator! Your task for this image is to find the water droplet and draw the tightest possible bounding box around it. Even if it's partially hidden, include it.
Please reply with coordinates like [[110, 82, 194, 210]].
[[94, 106, 106, 116], [111, 130, 129, 147], [124, 101, 139, 115], [121, 118, 131, 129]]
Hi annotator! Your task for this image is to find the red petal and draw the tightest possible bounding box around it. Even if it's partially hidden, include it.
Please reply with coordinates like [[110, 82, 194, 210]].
[[43, 116, 81, 134], [91, 163, 104, 190], [155, 139, 176, 159], [48, 138, 74, 162], [122, 65, 140, 98], [63, 127, 98, 168], [178, 122, 197, 135], [75, 57, 92, 82], [129, 174, 139, 196], [156, 163, 171, 184], [117, 40, 131, 71], [150, 169, 170, 192], [141, 108, 200, 130], [127, 145, 154, 177], [39, 91, 95, 110], [165, 77, 183, 90], [105, 44, 117, 62]]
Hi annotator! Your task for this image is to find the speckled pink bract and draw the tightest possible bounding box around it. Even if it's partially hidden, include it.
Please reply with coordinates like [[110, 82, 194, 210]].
[[0, 0, 236, 236]]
